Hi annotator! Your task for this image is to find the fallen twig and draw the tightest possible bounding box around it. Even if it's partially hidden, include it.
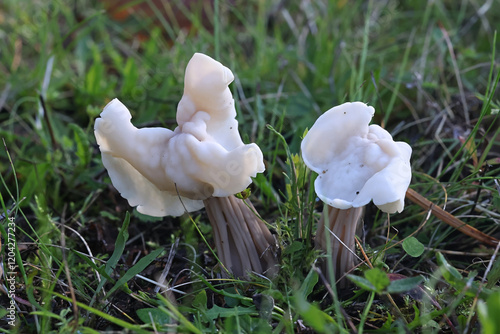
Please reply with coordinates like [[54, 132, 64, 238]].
[[406, 188, 499, 247]]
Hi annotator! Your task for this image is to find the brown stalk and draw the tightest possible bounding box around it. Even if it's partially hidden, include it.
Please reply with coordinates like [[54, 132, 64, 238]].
[[406, 188, 499, 247], [203, 195, 277, 278]]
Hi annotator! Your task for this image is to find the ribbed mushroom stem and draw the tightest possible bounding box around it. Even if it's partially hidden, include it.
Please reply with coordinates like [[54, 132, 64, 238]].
[[203, 195, 278, 278], [315, 206, 364, 286]]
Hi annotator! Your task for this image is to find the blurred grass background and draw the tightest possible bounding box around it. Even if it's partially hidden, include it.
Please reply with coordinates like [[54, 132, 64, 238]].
[[1, 0, 500, 332]]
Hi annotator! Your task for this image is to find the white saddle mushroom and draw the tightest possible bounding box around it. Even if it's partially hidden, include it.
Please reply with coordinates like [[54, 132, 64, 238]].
[[301, 101, 412, 284], [95, 53, 277, 278]]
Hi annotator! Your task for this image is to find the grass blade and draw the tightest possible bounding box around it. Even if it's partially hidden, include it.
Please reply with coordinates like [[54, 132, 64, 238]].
[[90, 212, 130, 307], [104, 246, 164, 299]]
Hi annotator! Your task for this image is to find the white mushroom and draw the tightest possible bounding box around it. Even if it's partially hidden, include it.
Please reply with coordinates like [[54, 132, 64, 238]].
[[301, 101, 412, 283], [95, 53, 277, 278]]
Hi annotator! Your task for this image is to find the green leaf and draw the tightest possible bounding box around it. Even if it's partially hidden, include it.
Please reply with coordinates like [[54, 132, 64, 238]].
[[136, 308, 171, 326], [436, 253, 463, 281], [302, 127, 309, 139], [348, 269, 392, 293], [298, 268, 319, 298], [134, 209, 163, 222], [224, 287, 242, 307], [436, 253, 492, 299], [235, 188, 251, 200], [19, 163, 50, 201], [69, 123, 91, 167], [365, 268, 390, 292], [99, 210, 120, 221], [486, 257, 500, 289], [402, 237, 425, 257], [192, 290, 207, 311], [224, 314, 272, 334], [253, 294, 274, 321], [386, 276, 424, 294], [86, 104, 101, 118], [121, 57, 139, 96], [347, 274, 377, 292], [478, 291, 500, 334], [85, 62, 104, 95], [252, 173, 279, 203], [293, 292, 339, 333], [283, 240, 304, 255], [204, 305, 256, 321]]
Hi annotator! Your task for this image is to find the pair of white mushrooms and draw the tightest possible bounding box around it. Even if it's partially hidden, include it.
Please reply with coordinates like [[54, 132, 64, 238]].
[[94, 53, 412, 281]]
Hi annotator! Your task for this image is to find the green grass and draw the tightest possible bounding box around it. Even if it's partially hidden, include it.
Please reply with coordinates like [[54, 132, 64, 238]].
[[1, 0, 500, 332]]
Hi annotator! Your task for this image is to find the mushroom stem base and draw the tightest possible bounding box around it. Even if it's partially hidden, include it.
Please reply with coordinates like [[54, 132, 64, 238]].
[[315, 206, 364, 287], [203, 195, 278, 278]]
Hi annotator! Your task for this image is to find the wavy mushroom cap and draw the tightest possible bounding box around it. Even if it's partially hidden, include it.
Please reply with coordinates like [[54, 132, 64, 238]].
[[94, 53, 264, 217], [301, 102, 412, 214], [177, 52, 240, 150]]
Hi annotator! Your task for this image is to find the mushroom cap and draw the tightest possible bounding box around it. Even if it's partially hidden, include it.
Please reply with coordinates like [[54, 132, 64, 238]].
[[95, 99, 205, 217], [177, 53, 240, 150], [94, 53, 264, 217], [301, 102, 412, 214]]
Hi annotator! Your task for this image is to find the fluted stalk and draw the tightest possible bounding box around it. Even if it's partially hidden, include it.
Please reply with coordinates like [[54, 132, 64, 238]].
[[315, 206, 364, 286], [203, 195, 277, 278]]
